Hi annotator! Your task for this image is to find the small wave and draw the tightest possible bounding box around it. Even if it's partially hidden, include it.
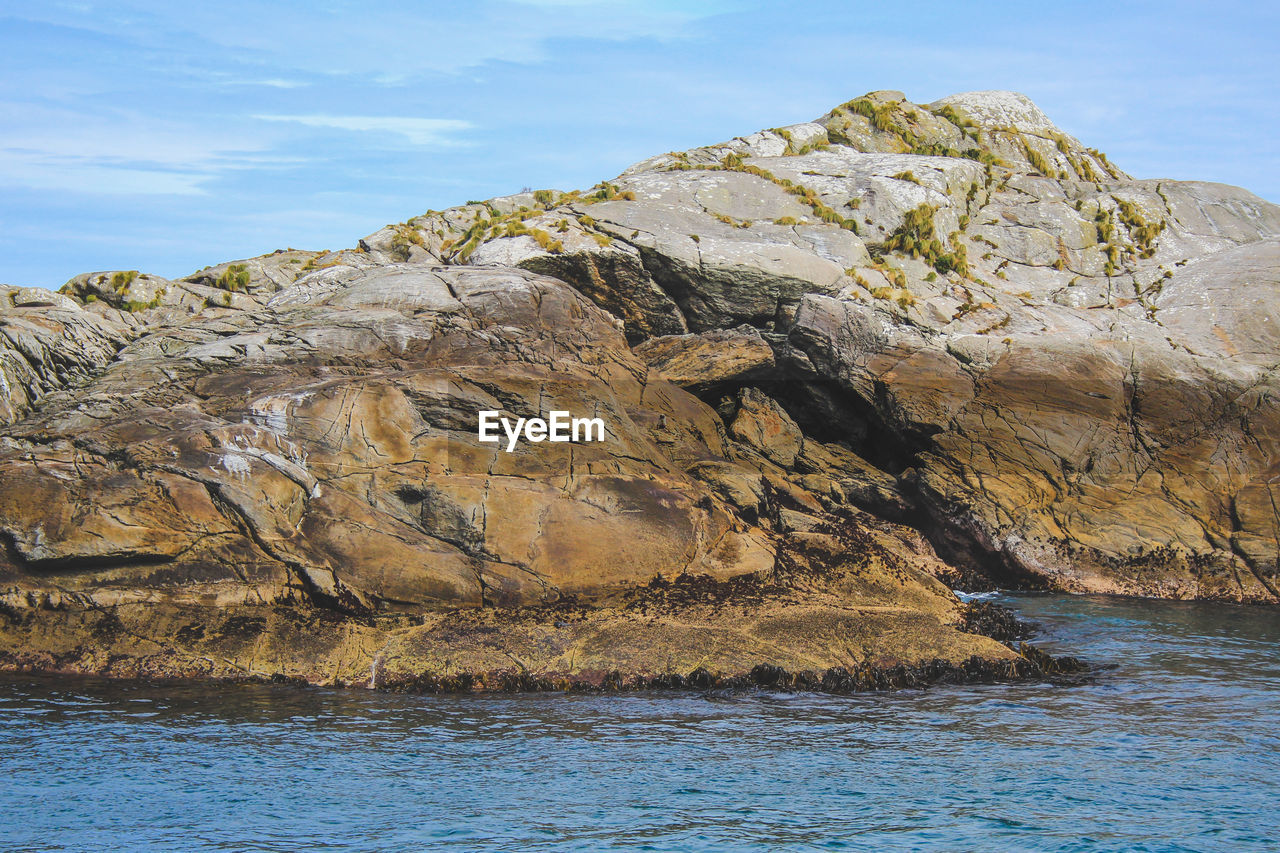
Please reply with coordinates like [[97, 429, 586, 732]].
[[953, 590, 1001, 602]]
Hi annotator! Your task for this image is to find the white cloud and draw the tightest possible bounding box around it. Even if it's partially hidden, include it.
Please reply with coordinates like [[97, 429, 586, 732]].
[[253, 115, 473, 146]]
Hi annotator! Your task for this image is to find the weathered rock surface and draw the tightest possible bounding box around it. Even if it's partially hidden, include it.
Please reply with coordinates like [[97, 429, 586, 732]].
[[359, 89, 1280, 602], [0, 263, 1021, 688], [633, 326, 776, 389], [0, 87, 1276, 692], [0, 285, 133, 425]]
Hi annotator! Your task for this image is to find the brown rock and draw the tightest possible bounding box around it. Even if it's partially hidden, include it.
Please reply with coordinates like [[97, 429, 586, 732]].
[[729, 387, 803, 467], [633, 325, 776, 389], [0, 264, 1015, 689]]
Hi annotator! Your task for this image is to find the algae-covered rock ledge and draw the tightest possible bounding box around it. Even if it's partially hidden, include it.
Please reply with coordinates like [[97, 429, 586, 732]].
[[1, 89, 1276, 691]]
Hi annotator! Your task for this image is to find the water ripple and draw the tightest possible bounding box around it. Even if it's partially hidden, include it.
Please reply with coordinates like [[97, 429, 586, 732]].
[[2, 593, 1278, 851]]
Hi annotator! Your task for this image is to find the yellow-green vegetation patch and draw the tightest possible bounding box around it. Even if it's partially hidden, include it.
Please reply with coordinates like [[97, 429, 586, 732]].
[[672, 153, 861, 235], [1115, 199, 1166, 259], [123, 286, 166, 312], [215, 263, 251, 292], [1021, 140, 1053, 177], [389, 224, 426, 260], [830, 97, 1000, 164], [109, 270, 139, 292], [879, 204, 969, 277]]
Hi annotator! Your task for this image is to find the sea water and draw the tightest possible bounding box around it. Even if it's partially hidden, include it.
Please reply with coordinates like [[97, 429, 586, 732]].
[[1, 593, 1277, 852]]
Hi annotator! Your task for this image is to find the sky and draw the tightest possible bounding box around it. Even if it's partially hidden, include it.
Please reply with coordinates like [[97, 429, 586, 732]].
[[1, 0, 1276, 289]]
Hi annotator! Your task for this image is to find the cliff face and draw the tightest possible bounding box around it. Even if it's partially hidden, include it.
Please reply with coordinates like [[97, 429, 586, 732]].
[[358, 89, 1280, 601], [0, 89, 1276, 689]]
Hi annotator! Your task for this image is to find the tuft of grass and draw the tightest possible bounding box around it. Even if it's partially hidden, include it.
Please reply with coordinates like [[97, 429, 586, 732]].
[[846, 98, 899, 133], [870, 261, 908, 289], [774, 127, 794, 153], [389, 224, 426, 259], [1022, 140, 1052, 177], [123, 286, 166, 312], [301, 255, 343, 272], [1115, 199, 1165, 258], [215, 263, 251, 292], [681, 155, 861, 234], [880, 204, 969, 277], [932, 104, 977, 138], [586, 182, 635, 202], [795, 141, 830, 155], [531, 229, 564, 254], [1086, 148, 1121, 179], [976, 314, 1011, 335], [109, 270, 139, 292]]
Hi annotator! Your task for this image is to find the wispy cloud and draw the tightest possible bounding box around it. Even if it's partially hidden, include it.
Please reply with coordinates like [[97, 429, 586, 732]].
[[253, 115, 472, 146], [1, 1, 740, 78], [226, 78, 311, 89], [0, 160, 209, 195], [0, 102, 278, 195]]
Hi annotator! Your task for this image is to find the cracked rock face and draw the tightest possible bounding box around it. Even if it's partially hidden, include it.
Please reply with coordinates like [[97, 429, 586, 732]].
[[1, 265, 773, 609], [358, 88, 1280, 602], [1, 263, 1012, 685], [0, 87, 1276, 691]]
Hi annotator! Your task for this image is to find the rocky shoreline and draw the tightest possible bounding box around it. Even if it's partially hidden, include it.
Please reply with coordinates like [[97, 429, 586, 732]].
[[0, 593, 1085, 694], [1, 89, 1277, 692]]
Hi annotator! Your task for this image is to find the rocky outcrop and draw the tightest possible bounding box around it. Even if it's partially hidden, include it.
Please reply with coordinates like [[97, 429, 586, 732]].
[[0, 88, 1276, 692], [0, 285, 133, 425], [0, 262, 1028, 687], [358, 89, 1280, 602]]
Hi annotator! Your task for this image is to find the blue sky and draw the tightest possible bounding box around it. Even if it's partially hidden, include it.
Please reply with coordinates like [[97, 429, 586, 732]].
[[1, 0, 1276, 289]]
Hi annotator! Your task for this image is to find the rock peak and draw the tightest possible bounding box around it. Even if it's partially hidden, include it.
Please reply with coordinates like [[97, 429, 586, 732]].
[[929, 90, 1057, 137]]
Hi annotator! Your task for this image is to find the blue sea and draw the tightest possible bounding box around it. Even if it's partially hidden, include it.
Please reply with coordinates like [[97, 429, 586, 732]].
[[2, 593, 1277, 852]]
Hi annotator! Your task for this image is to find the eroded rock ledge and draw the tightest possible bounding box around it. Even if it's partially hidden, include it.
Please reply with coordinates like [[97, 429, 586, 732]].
[[1, 88, 1277, 691]]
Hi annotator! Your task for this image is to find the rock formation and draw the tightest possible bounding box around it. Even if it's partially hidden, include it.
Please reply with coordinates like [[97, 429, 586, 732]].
[[1, 89, 1276, 690]]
